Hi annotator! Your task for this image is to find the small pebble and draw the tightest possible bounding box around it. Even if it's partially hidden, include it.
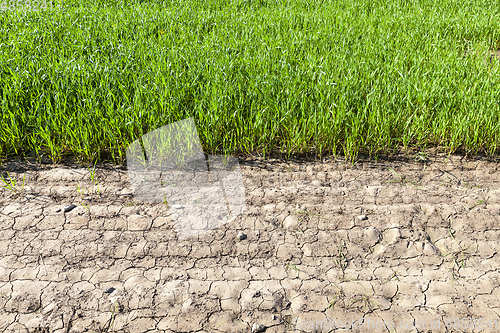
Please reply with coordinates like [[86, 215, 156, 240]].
[[104, 287, 115, 294], [237, 232, 247, 241], [423, 242, 440, 256], [252, 323, 265, 333], [271, 314, 277, 321], [55, 208, 61, 213], [64, 204, 77, 213], [358, 214, 368, 221]]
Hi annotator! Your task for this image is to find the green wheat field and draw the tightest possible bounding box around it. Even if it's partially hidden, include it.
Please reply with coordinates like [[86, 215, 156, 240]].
[[1, 0, 500, 164]]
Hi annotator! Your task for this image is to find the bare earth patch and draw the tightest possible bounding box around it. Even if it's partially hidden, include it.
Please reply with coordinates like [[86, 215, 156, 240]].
[[1, 150, 500, 333]]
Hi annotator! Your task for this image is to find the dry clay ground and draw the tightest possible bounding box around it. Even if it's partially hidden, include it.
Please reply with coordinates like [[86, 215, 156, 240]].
[[1, 150, 500, 333]]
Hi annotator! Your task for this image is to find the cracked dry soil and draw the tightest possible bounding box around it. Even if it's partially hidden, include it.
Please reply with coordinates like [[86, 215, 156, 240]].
[[1, 151, 500, 333]]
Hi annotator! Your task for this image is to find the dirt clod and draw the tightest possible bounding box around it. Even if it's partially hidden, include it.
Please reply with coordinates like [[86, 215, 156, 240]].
[[252, 322, 266, 332]]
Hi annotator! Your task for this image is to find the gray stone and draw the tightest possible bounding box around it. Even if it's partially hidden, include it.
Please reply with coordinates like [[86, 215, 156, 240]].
[[63, 204, 76, 212], [104, 287, 116, 294]]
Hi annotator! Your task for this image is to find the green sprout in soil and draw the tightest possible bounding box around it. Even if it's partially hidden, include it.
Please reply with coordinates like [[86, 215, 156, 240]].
[[0, 172, 25, 193], [440, 228, 474, 283]]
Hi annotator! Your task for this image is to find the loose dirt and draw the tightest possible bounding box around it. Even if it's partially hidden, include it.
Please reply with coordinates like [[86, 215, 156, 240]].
[[1, 150, 500, 333]]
